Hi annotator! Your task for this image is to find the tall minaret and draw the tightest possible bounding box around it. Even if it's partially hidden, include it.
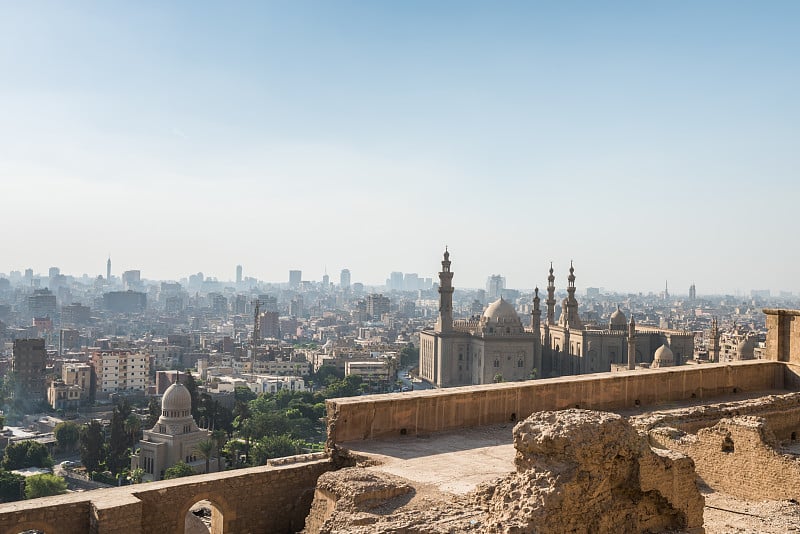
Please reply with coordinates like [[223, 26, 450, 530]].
[[564, 261, 582, 328], [532, 287, 542, 376], [434, 248, 454, 333], [546, 263, 556, 326], [106, 256, 112, 281], [709, 317, 720, 362], [627, 313, 636, 370]]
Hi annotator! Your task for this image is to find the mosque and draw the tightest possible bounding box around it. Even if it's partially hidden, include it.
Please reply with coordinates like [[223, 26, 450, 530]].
[[419, 250, 694, 387], [130, 381, 219, 481]]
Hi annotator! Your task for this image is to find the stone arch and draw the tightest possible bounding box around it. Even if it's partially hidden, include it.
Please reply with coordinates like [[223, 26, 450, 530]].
[[174, 491, 236, 534], [3, 520, 56, 534]]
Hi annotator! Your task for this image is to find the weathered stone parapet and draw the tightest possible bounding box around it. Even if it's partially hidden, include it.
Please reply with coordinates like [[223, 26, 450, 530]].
[[476, 409, 705, 534]]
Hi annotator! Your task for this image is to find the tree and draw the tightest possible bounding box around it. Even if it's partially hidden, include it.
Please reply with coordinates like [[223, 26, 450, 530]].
[[163, 461, 195, 479], [145, 397, 160, 429], [124, 413, 142, 444], [0, 471, 25, 502], [250, 434, 302, 465], [2, 441, 53, 470], [183, 372, 200, 420], [107, 404, 130, 473], [193, 439, 215, 475], [80, 420, 104, 473], [493, 373, 504, 383], [24, 474, 67, 499], [54, 421, 81, 453], [128, 467, 144, 484]]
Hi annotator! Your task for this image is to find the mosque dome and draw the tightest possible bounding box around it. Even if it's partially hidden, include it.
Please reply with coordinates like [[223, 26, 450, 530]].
[[609, 306, 627, 327], [161, 382, 192, 417], [483, 297, 520, 323], [652, 344, 675, 368], [736, 336, 756, 360]]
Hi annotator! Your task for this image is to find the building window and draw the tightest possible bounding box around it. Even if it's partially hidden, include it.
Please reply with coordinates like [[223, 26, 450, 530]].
[[494, 359, 500, 368]]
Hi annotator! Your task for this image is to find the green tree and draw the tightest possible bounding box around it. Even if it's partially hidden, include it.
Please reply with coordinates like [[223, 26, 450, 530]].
[[54, 421, 81, 453], [145, 397, 160, 429], [193, 439, 215, 474], [0, 471, 25, 502], [2, 441, 53, 470], [24, 473, 67, 499], [400, 345, 419, 367], [128, 467, 144, 484], [234, 386, 256, 403], [250, 434, 302, 465], [493, 373, 504, 383], [183, 372, 200, 420], [107, 404, 131, 473], [80, 420, 104, 473], [124, 413, 142, 444], [163, 461, 195, 479]]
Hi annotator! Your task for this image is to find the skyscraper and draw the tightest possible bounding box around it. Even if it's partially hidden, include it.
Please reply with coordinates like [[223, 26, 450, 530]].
[[236, 265, 243, 285], [107, 257, 112, 281], [340, 269, 351, 290], [289, 270, 302, 289]]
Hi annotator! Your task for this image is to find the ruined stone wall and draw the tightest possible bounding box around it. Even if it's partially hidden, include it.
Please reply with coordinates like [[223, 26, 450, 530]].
[[0, 457, 333, 534], [328, 360, 786, 443], [650, 416, 800, 502]]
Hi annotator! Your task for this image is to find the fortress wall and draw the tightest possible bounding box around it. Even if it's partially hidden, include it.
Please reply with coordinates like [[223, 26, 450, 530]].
[[328, 360, 786, 443], [0, 457, 333, 534]]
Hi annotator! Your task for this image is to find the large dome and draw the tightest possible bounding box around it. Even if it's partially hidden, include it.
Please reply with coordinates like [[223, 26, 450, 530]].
[[162, 382, 192, 416], [609, 306, 627, 327], [483, 297, 520, 323]]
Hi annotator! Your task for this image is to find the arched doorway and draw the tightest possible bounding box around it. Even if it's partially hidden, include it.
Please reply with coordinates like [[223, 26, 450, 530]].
[[176, 493, 233, 534]]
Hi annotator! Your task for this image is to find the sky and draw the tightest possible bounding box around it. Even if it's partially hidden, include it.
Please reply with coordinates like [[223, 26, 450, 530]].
[[1, 1, 799, 294]]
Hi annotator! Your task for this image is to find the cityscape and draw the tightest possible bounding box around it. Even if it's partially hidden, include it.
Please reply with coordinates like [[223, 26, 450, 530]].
[[3, 1, 800, 533]]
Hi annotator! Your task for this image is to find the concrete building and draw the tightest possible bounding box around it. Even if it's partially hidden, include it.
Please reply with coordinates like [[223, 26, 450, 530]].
[[90, 349, 150, 396], [12, 339, 47, 402], [103, 291, 147, 314], [131, 382, 216, 481], [340, 269, 351, 290], [289, 270, 302, 289]]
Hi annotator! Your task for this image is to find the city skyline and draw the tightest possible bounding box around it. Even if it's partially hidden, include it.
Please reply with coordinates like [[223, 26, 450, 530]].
[[2, 2, 799, 293]]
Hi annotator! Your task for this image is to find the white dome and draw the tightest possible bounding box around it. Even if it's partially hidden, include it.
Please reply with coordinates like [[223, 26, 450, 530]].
[[162, 382, 192, 415], [652, 344, 675, 368], [483, 298, 520, 323]]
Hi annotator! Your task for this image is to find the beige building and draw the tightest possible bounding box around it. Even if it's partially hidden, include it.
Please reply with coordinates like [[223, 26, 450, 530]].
[[131, 382, 217, 481], [420, 250, 538, 387], [91, 349, 150, 396], [420, 250, 695, 387]]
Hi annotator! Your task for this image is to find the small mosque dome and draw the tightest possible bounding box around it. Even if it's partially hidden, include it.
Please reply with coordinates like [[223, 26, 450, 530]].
[[652, 344, 675, 368], [609, 306, 627, 327], [483, 297, 520, 323], [162, 382, 191, 415], [737, 336, 756, 360]]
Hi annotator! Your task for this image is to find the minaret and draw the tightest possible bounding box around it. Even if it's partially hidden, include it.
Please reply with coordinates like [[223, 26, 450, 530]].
[[546, 263, 556, 326], [532, 287, 542, 376], [434, 248, 454, 333], [627, 313, 636, 370], [106, 256, 111, 282], [565, 261, 582, 329], [709, 317, 720, 362]]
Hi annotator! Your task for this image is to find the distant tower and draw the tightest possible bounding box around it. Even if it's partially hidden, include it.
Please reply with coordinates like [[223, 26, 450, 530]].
[[546, 263, 556, 326], [434, 248, 454, 333], [708, 318, 720, 362], [689, 283, 696, 301], [560, 261, 582, 329], [627, 313, 636, 370], [107, 256, 111, 281], [340, 269, 351, 290], [236, 265, 243, 285], [252, 299, 261, 348], [664, 280, 669, 300], [531, 287, 542, 375]]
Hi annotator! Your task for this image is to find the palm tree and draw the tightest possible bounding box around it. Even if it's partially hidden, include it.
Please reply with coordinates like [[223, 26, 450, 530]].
[[124, 414, 142, 447], [194, 439, 216, 475]]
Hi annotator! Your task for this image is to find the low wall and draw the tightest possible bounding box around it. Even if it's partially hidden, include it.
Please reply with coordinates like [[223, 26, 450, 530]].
[[0, 457, 333, 534], [327, 360, 787, 443]]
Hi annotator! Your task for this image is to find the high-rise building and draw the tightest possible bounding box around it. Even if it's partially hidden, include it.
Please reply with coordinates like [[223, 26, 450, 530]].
[[689, 284, 696, 301], [12, 339, 48, 402], [236, 265, 243, 284], [122, 270, 141, 290], [106, 257, 111, 281], [486, 275, 506, 300], [340, 269, 351, 290], [289, 270, 302, 289], [28, 288, 57, 320], [389, 272, 404, 291], [48, 267, 60, 279], [366, 294, 391, 321]]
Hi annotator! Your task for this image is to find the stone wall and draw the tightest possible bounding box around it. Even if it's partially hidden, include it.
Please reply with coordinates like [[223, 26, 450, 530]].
[[327, 360, 786, 443], [649, 416, 800, 502], [0, 457, 332, 534], [765, 308, 800, 364]]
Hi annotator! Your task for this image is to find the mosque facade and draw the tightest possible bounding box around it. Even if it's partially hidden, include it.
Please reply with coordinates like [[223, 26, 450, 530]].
[[420, 250, 694, 387], [130, 381, 218, 481]]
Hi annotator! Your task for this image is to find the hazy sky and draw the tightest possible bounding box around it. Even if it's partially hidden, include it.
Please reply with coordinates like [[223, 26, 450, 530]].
[[1, 1, 799, 294]]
